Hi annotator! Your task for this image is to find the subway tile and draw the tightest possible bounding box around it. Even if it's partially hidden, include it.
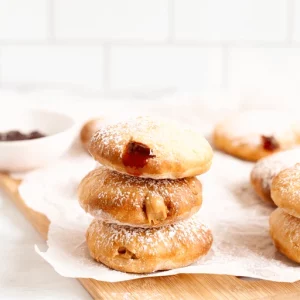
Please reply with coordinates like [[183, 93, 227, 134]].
[[293, 0, 300, 42], [0, 0, 48, 40], [0, 46, 104, 89], [54, 0, 168, 41], [174, 0, 287, 42], [110, 46, 223, 92], [228, 47, 300, 108]]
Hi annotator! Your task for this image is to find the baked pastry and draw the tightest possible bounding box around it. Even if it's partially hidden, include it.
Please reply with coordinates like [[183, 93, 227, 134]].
[[271, 164, 300, 218], [86, 217, 213, 273], [269, 208, 300, 264], [250, 149, 300, 203], [89, 116, 213, 179], [78, 166, 202, 227], [80, 118, 105, 151], [213, 111, 300, 161]]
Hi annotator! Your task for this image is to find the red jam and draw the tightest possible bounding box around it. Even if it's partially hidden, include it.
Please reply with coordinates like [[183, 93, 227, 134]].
[[261, 135, 279, 151], [122, 141, 155, 175]]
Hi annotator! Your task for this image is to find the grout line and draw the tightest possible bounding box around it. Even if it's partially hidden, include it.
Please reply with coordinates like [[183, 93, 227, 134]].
[[102, 45, 111, 92], [286, 0, 295, 43], [0, 48, 2, 89], [167, 0, 175, 42], [48, 0, 55, 41], [287, 0, 295, 43], [1, 40, 300, 48], [221, 46, 229, 89], [287, 0, 295, 44]]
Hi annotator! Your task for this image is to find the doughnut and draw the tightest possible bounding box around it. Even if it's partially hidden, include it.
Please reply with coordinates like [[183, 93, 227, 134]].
[[86, 217, 213, 273], [80, 118, 105, 152], [250, 149, 300, 203], [269, 208, 300, 264], [78, 166, 202, 227], [89, 116, 213, 179], [271, 164, 300, 218], [213, 111, 300, 161]]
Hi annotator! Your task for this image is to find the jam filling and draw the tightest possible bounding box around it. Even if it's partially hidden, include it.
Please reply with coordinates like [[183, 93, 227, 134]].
[[122, 141, 155, 175], [261, 135, 279, 151]]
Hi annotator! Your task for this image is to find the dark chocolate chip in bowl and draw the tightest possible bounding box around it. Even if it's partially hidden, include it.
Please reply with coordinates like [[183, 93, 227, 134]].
[[6, 131, 28, 141], [28, 131, 46, 139], [0, 130, 46, 141]]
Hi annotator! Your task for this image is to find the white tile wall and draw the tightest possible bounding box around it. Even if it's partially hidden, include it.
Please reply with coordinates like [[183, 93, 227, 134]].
[[0, 46, 103, 89], [229, 47, 300, 90], [0, 0, 48, 40], [110, 46, 223, 92], [54, 0, 169, 41], [0, 0, 299, 107], [293, 0, 300, 41], [174, 0, 287, 42]]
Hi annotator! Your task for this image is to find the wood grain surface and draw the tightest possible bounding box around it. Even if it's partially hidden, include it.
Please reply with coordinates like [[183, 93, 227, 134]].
[[0, 173, 299, 300]]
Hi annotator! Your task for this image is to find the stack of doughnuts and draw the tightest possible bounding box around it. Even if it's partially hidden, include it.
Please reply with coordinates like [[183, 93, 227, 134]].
[[250, 149, 300, 204], [269, 164, 300, 263], [78, 116, 214, 273]]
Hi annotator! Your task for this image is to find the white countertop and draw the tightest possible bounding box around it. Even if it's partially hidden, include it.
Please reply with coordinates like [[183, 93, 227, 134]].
[[0, 189, 91, 300]]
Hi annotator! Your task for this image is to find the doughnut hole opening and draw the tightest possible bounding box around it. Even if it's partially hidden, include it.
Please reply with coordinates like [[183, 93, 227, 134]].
[[117, 247, 138, 259]]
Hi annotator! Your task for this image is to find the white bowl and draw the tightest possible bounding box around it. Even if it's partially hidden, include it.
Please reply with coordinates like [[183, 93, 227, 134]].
[[0, 109, 77, 172]]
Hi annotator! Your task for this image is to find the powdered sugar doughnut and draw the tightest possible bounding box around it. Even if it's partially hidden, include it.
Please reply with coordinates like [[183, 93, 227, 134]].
[[269, 208, 300, 264], [250, 149, 300, 203], [89, 116, 213, 179], [78, 166, 202, 227], [213, 111, 300, 161], [86, 217, 213, 273], [271, 164, 300, 218]]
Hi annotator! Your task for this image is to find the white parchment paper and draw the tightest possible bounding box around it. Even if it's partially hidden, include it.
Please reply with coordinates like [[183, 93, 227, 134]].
[[19, 141, 300, 282]]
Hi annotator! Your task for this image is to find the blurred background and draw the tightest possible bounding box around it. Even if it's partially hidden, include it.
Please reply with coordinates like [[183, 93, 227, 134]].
[[0, 0, 299, 110]]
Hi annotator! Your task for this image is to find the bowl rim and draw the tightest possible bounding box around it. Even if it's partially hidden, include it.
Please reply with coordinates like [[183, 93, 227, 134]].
[[0, 108, 77, 146]]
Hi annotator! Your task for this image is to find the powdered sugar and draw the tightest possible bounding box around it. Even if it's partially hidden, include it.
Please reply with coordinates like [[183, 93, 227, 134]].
[[95, 169, 184, 208], [251, 148, 300, 191], [91, 116, 174, 160], [90, 116, 212, 179], [80, 166, 199, 222], [272, 163, 300, 218], [19, 142, 300, 282], [271, 209, 300, 253], [217, 111, 298, 146], [90, 216, 211, 256]]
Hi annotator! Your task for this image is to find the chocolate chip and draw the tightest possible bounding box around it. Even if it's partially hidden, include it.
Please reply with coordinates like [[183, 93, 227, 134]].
[[6, 131, 27, 141], [0, 130, 46, 142], [28, 131, 45, 139]]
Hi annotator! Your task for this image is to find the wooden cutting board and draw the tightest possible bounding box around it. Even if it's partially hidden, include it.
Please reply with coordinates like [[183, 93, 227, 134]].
[[1, 173, 300, 300]]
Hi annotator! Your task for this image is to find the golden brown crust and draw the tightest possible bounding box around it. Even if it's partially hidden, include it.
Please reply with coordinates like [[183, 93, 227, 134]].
[[80, 118, 105, 152], [250, 173, 273, 203], [213, 112, 300, 162], [269, 208, 300, 264], [86, 217, 213, 273], [214, 129, 282, 162], [89, 116, 213, 179], [78, 166, 202, 227], [271, 164, 300, 218], [250, 149, 300, 204]]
